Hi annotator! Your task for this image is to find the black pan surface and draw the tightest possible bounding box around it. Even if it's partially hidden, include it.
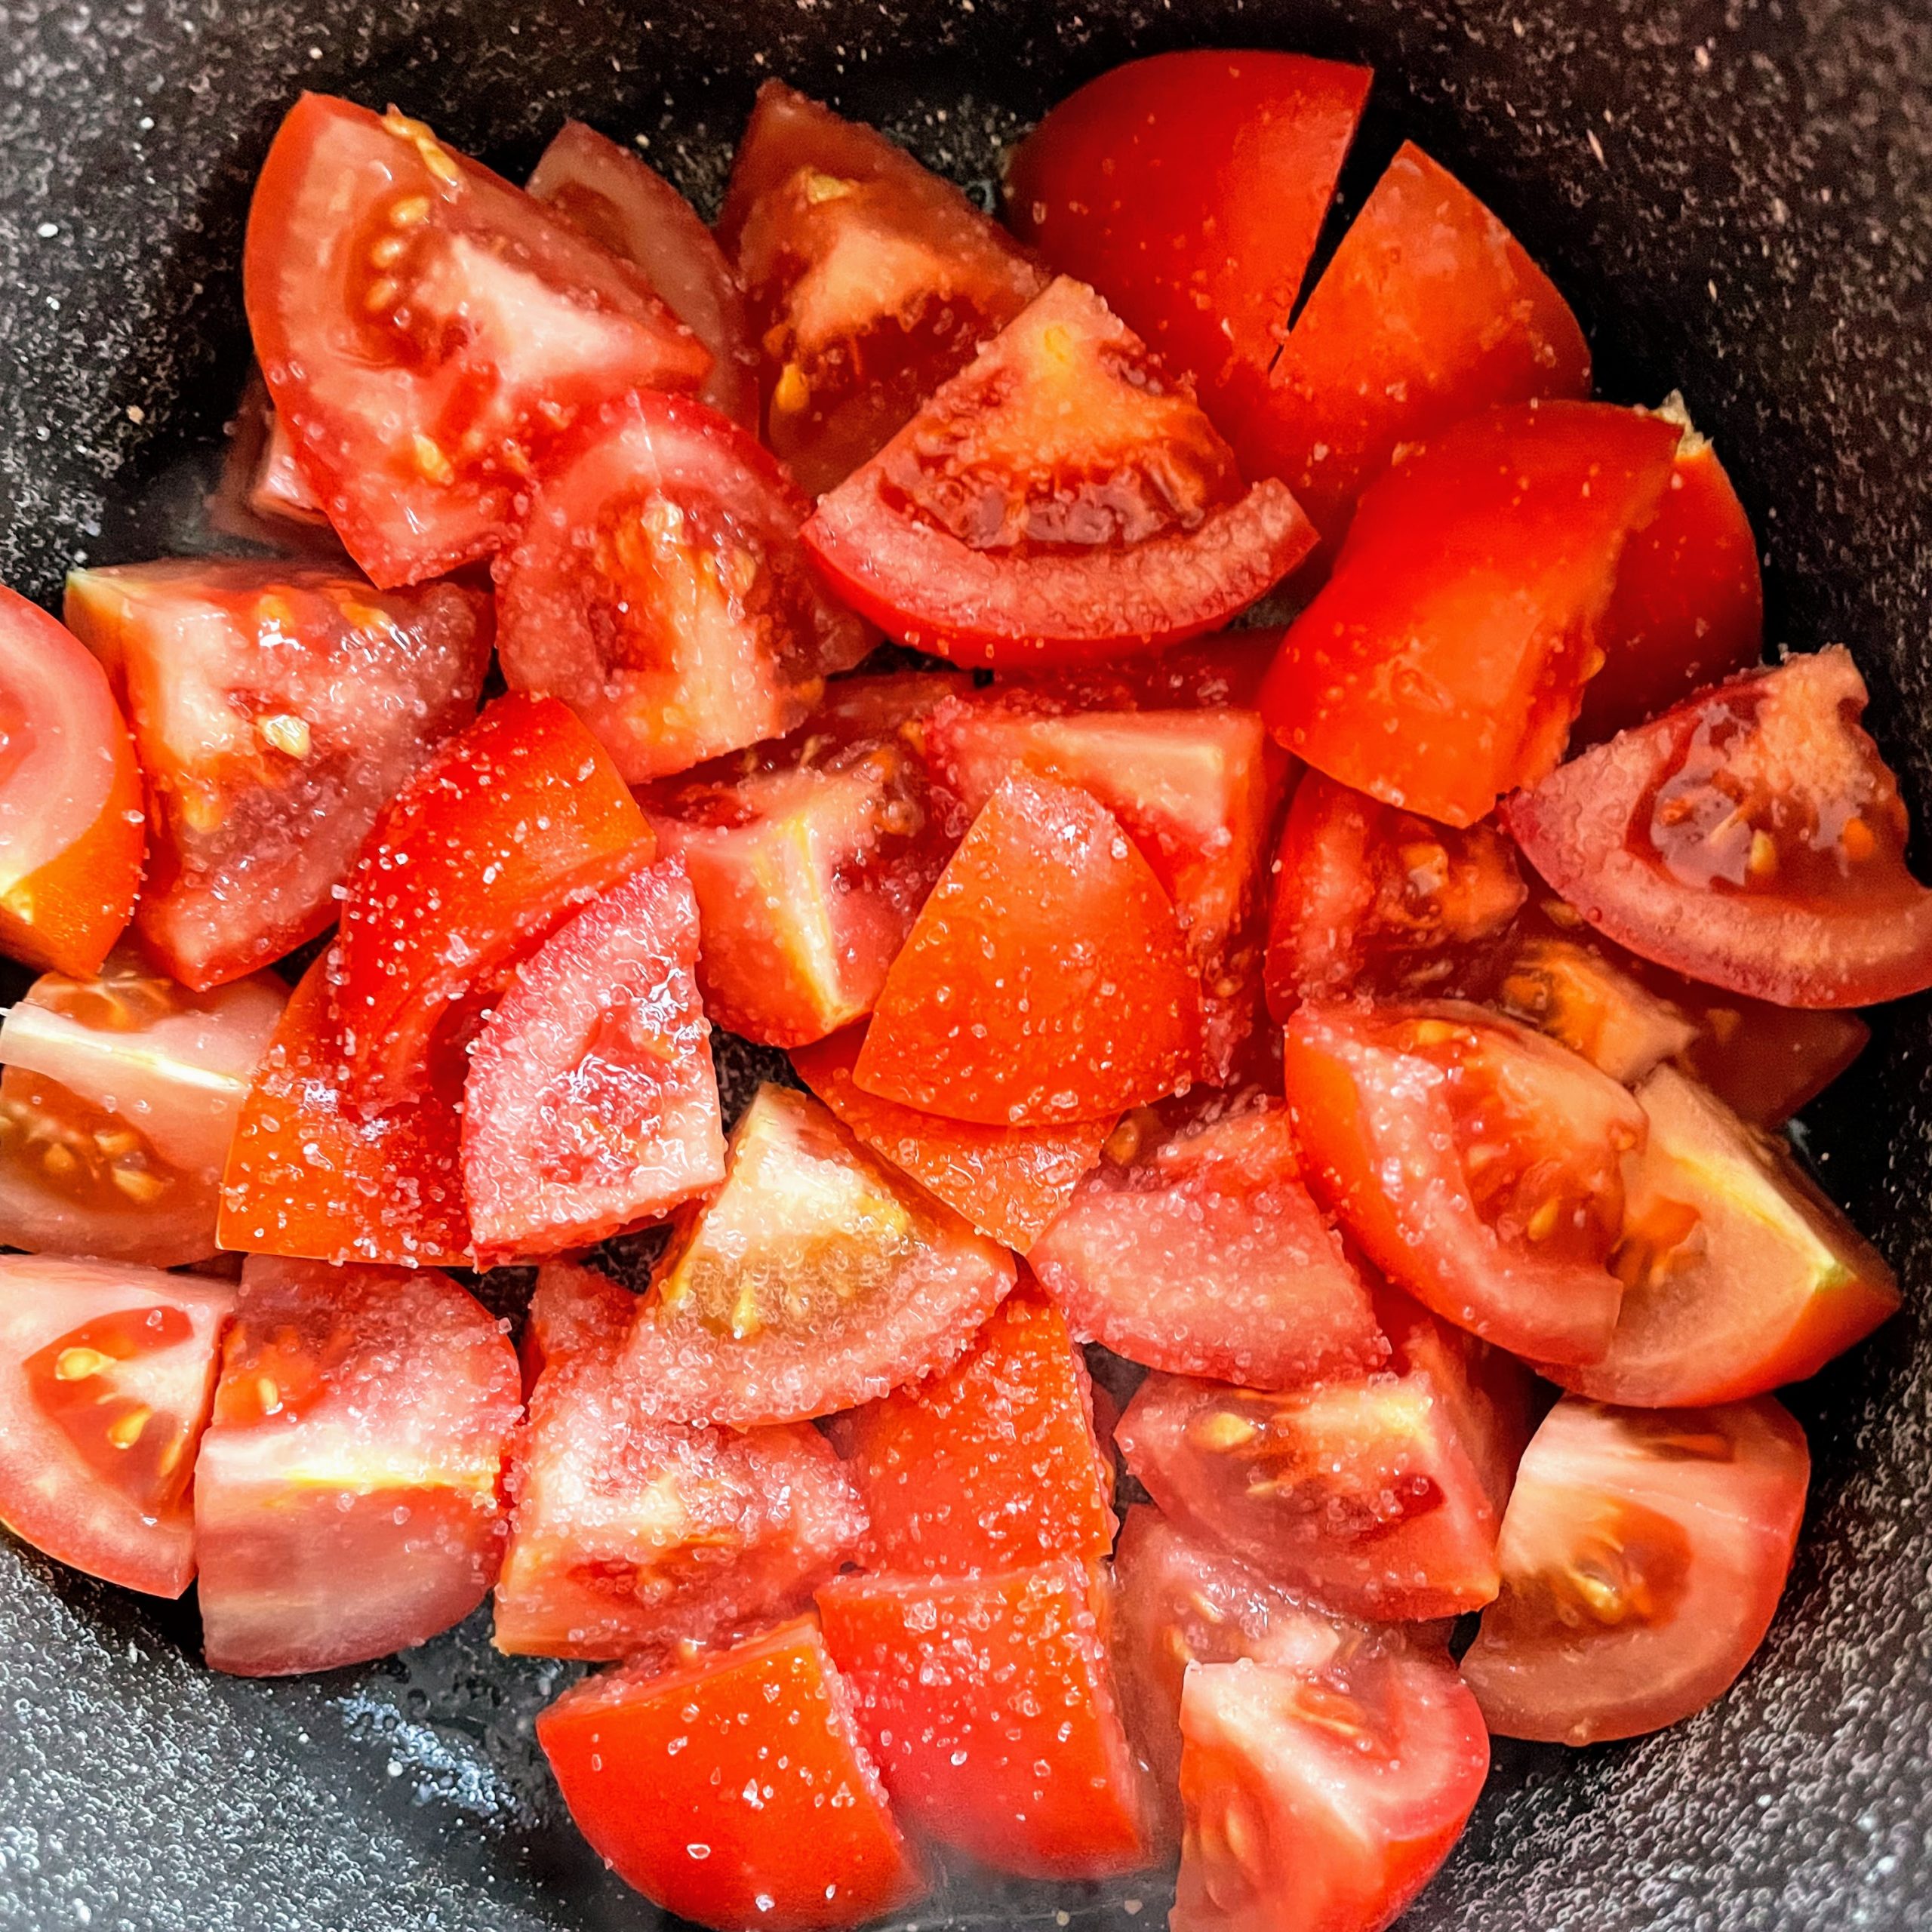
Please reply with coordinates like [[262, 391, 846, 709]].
[[0, 2, 1928, 1927]]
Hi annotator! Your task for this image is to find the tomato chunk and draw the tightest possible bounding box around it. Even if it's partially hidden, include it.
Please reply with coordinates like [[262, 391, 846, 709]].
[[66, 559, 491, 989], [537, 1617, 924, 1932], [1263, 401, 1679, 826], [855, 774, 1201, 1126], [1460, 1393, 1809, 1743], [803, 276, 1317, 668], [495, 1261, 863, 1660], [626, 1083, 1014, 1427], [462, 860, 724, 1263], [0, 958, 285, 1268], [244, 94, 709, 586], [194, 1256, 520, 1675], [833, 1285, 1115, 1575], [0, 1256, 232, 1597], [1504, 647, 1932, 1007], [1283, 1001, 1646, 1363], [719, 80, 1047, 497], [334, 693, 655, 1109], [1254, 142, 1592, 545], [999, 630, 1281, 713], [0, 586, 143, 979], [1029, 1093, 1384, 1389], [817, 1561, 1155, 1879]]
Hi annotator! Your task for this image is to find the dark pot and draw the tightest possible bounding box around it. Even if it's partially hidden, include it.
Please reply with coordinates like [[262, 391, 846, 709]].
[[0, 2, 1927, 1927]]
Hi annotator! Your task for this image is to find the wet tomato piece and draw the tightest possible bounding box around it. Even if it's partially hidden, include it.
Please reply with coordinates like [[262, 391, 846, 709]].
[[537, 1617, 925, 1932], [244, 94, 709, 586], [626, 1083, 1015, 1427], [193, 1256, 521, 1675], [66, 559, 490, 989], [1504, 647, 1932, 1007], [854, 773, 1201, 1126], [209, 371, 337, 543], [817, 1560, 1155, 1880], [1460, 1393, 1809, 1743], [0, 1256, 232, 1597], [494, 389, 872, 785], [1282, 1001, 1647, 1363], [803, 276, 1318, 668], [998, 629, 1281, 713], [0, 586, 143, 979]]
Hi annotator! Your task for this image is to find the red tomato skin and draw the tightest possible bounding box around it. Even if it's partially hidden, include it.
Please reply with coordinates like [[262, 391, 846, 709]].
[[0, 1256, 232, 1596], [194, 1256, 521, 1675], [0, 588, 144, 979], [537, 1618, 926, 1932], [817, 1561, 1155, 1880], [1262, 401, 1680, 827], [1253, 142, 1592, 545], [998, 630, 1281, 713]]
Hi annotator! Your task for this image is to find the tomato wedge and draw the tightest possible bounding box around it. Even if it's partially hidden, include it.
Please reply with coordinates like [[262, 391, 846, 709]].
[[333, 693, 655, 1109], [817, 1560, 1155, 1880], [802, 276, 1318, 668], [1029, 1093, 1385, 1389], [718, 80, 1048, 497], [1504, 647, 1932, 1008], [1460, 1393, 1809, 1743], [0, 1256, 232, 1597], [0, 586, 143, 979], [244, 94, 709, 586], [193, 1256, 521, 1675], [462, 860, 725, 1263], [1254, 142, 1592, 545], [66, 559, 491, 989], [537, 1618, 925, 1932], [833, 1285, 1115, 1576], [494, 388, 871, 784], [1261, 401, 1680, 827], [0, 958, 285, 1268], [854, 774, 1201, 1126], [1000, 629, 1281, 713], [1283, 1001, 1646, 1363], [528, 118, 758, 426], [625, 1083, 1015, 1427]]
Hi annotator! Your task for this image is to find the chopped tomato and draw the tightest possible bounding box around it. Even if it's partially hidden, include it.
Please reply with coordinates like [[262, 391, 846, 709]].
[[218, 947, 471, 1269], [1671, 990, 1869, 1128], [0, 957, 285, 1267], [1029, 1093, 1385, 1389], [243, 94, 709, 586], [718, 80, 1047, 497], [0, 586, 143, 979], [792, 1023, 1111, 1251], [208, 372, 337, 543], [537, 1617, 924, 1931], [495, 1260, 863, 1660], [494, 388, 872, 784], [833, 1285, 1115, 1575], [528, 118, 759, 426], [0, 1255, 232, 1597], [333, 693, 655, 1109], [1000, 629, 1281, 713], [462, 860, 725, 1262], [1549, 1065, 1900, 1406], [1504, 647, 1932, 1007], [817, 1560, 1155, 1879], [1254, 142, 1592, 545], [517, 1245, 633, 1392], [1574, 397, 1764, 745], [66, 559, 491, 989], [1460, 1393, 1809, 1743], [193, 1256, 521, 1675], [1261, 401, 1680, 826], [854, 774, 1201, 1125], [1282, 1001, 1646, 1363], [1006, 51, 1371, 478], [1264, 771, 1527, 1015], [626, 1083, 1015, 1427], [802, 276, 1318, 668]]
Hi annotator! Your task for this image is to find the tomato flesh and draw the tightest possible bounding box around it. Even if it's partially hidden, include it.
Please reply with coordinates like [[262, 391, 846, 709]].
[[66, 559, 491, 989], [1460, 1393, 1809, 1743]]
